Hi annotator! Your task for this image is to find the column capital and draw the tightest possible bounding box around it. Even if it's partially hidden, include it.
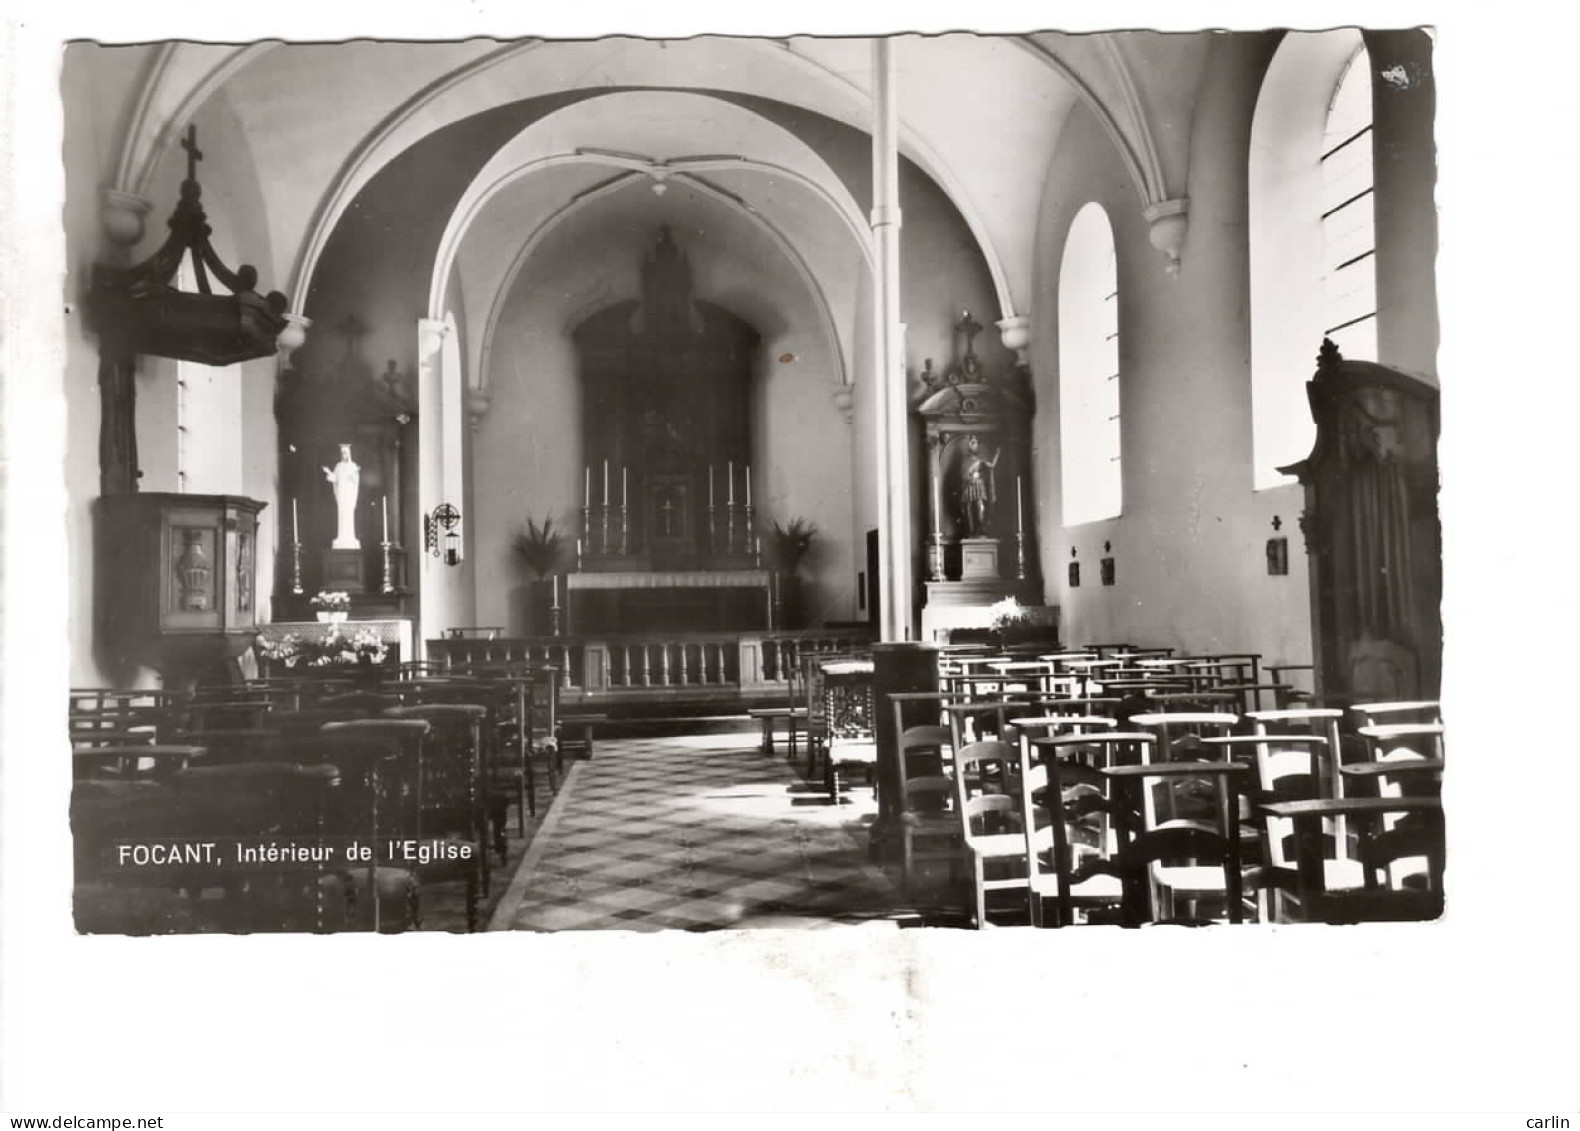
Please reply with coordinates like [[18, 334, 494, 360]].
[[831, 385, 854, 422], [276, 313, 312, 368], [466, 387, 492, 432], [1143, 198, 1190, 279], [417, 317, 450, 361], [996, 314, 1031, 366], [100, 188, 152, 248]]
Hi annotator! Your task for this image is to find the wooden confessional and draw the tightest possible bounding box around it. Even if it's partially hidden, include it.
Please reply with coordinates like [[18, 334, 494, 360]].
[[1280, 339, 1442, 705]]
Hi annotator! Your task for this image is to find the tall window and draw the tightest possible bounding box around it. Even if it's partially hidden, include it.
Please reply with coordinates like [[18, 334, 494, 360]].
[[1249, 29, 1375, 489], [1320, 47, 1377, 360], [171, 258, 242, 494], [175, 259, 195, 492], [1059, 203, 1121, 525]]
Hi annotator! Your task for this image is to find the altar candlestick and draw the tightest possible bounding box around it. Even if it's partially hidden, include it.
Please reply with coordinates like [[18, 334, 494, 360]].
[[551, 575, 560, 609], [622, 466, 628, 508], [745, 466, 751, 507], [584, 466, 590, 508], [382, 496, 390, 543], [576, 538, 583, 561], [603, 460, 609, 507], [292, 499, 300, 543], [709, 466, 715, 506], [1016, 477, 1024, 533], [728, 461, 735, 505]]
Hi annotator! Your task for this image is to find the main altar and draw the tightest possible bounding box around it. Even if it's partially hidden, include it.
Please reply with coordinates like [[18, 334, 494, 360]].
[[548, 226, 788, 636]]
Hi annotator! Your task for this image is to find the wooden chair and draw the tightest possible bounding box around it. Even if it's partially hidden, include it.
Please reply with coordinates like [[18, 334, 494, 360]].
[[1103, 760, 1252, 925], [888, 694, 960, 894], [1204, 734, 1362, 921], [1356, 721, 1446, 764], [380, 703, 492, 893], [1137, 717, 1245, 815], [325, 716, 484, 931], [1246, 707, 1351, 851], [818, 659, 877, 803], [1349, 700, 1442, 729], [1265, 664, 1316, 706], [1349, 724, 1444, 890], [69, 688, 179, 744], [403, 679, 521, 862], [1019, 731, 1141, 927], [1260, 797, 1444, 923], [952, 739, 1030, 928], [291, 726, 422, 932], [525, 666, 565, 789]]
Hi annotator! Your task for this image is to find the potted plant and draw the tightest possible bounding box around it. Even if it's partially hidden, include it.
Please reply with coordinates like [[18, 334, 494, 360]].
[[513, 515, 565, 635], [767, 517, 817, 629], [309, 590, 351, 623]]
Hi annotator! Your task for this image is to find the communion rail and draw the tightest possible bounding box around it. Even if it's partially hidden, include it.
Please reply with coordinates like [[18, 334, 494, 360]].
[[426, 628, 873, 714]]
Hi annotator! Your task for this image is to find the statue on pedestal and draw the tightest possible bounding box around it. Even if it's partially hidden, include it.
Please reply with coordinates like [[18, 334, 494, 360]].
[[323, 443, 361, 549], [958, 434, 1001, 539]]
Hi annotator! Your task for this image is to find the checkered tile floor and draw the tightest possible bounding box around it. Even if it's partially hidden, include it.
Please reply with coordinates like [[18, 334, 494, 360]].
[[495, 733, 922, 932]]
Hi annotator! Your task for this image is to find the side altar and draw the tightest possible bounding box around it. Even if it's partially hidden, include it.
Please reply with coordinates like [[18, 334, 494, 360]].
[[913, 312, 1051, 642]]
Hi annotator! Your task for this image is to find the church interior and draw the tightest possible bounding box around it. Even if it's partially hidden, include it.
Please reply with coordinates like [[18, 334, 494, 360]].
[[41, 28, 1460, 936]]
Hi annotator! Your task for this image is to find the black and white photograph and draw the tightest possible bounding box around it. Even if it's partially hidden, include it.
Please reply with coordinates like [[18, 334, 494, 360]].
[[3, 1, 1578, 1120]]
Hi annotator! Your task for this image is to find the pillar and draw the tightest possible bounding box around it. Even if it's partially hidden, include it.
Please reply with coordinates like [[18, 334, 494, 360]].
[[1367, 29, 1439, 377], [871, 37, 913, 641]]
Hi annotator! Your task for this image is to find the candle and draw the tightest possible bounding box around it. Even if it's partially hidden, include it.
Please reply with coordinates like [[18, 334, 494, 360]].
[[745, 466, 751, 507], [709, 466, 715, 507], [622, 466, 628, 508], [603, 461, 609, 507], [1016, 477, 1024, 533], [551, 575, 559, 609], [382, 496, 389, 544], [728, 460, 735, 505], [584, 466, 590, 508], [291, 499, 299, 543], [576, 538, 583, 561]]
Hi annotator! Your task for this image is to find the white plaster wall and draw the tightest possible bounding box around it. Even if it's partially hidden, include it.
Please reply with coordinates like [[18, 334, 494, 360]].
[[1031, 41, 1315, 669], [470, 291, 590, 636]]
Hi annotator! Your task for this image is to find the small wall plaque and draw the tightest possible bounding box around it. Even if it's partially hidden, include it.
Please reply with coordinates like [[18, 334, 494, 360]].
[[1100, 557, 1116, 586], [1266, 536, 1289, 576]]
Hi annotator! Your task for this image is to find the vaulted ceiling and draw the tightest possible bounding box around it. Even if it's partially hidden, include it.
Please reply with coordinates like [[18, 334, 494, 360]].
[[99, 32, 1210, 336]]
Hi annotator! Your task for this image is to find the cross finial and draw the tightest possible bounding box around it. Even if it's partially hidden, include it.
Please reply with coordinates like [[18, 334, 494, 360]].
[[956, 310, 983, 360], [180, 125, 204, 182]]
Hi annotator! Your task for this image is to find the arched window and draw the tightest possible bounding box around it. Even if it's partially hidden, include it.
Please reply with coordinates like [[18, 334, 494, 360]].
[[1059, 202, 1121, 525], [1249, 30, 1375, 489], [1320, 47, 1377, 360]]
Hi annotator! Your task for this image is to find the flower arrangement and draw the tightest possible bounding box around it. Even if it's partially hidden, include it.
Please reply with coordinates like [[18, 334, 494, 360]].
[[988, 597, 1029, 631], [256, 627, 388, 668], [309, 590, 351, 611]]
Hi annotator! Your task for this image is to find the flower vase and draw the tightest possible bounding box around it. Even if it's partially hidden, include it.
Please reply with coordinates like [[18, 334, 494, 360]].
[[317, 611, 348, 624]]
